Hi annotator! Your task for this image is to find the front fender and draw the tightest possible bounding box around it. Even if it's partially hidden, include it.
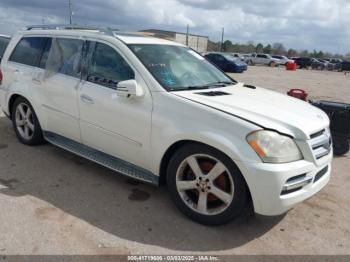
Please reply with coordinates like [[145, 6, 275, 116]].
[[149, 92, 263, 177]]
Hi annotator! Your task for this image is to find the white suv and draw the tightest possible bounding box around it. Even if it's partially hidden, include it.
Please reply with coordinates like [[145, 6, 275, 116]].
[[0, 25, 332, 225]]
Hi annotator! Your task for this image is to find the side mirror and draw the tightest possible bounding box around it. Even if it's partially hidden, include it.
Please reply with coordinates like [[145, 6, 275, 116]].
[[116, 80, 143, 98]]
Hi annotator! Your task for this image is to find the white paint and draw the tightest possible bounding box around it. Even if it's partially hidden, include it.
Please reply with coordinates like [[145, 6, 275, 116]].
[[0, 29, 333, 218]]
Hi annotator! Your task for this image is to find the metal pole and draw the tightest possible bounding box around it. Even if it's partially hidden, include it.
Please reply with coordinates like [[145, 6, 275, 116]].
[[221, 27, 224, 52], [69, 0, 73, 25], [186, 24, 189, 46]]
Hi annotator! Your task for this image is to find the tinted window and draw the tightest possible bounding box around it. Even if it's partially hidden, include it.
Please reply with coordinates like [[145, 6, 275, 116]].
[[257, 54, 266, 58], [48, 38, 84, 78], [88, 42, 134, 88], [0, 36, 10, 59], [9, 37, 47, 66], [39, 38, 52, 69], [215, 55, 226, 61]]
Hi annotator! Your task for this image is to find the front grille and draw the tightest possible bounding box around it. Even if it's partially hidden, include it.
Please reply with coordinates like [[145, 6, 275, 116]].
[[309, 129, 332, 160]]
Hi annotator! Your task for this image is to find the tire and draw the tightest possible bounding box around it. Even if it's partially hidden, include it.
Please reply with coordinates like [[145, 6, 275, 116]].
[[11, 97, 45, 146], [167, 143, 247, 225], [333, 136, 349, 156], [269, 61, 276, 67], [249, 60, 254, 66]]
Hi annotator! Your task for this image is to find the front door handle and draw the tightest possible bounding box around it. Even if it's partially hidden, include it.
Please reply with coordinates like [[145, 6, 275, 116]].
[[80, 94, 94, 104], [32, 78, 42, 85]]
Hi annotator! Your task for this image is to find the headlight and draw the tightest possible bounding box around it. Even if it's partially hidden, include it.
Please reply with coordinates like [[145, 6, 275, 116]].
[[247, 130, 303, 163]]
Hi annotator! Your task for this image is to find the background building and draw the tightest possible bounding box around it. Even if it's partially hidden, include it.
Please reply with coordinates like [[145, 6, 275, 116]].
[[139, 29, 208, 53]]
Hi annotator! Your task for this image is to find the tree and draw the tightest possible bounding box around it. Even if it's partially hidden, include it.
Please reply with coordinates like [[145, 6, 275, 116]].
[[272, 42, 286, 55], [287, 48, 297, 57], [263, 44, 272, 54], [300, 50, 309, 57], [256, 43, 264, 53], [222, 40, 233, 52]]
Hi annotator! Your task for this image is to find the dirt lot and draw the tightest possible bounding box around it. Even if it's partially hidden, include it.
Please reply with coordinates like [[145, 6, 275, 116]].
[[0, 66, 349, 256]]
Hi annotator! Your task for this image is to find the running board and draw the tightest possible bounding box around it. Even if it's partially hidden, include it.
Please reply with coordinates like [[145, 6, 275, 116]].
[[43, 131, 159, 185]]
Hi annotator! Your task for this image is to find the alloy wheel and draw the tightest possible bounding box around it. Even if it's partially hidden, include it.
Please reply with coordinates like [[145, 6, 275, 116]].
[[175, 154, 234, 216], [15, 103, 35, 140]]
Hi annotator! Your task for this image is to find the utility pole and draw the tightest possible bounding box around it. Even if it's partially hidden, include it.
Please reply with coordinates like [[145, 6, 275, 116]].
[[68, 0, 73, 25], [186, 24, 189, 46], [220, 27, 225, 52]]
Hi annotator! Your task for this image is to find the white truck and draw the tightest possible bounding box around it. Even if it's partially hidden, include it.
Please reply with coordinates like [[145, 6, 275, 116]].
[[245, 53, 281, 66]]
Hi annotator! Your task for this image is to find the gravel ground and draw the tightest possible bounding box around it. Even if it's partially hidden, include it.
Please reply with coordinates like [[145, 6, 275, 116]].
[[0, 66, 349, 256]]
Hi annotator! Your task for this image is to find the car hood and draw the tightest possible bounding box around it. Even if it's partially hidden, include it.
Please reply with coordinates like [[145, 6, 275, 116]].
[[173, 83, 329, 139]]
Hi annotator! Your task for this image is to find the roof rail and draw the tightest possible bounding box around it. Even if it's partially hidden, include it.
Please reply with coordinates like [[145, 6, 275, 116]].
[[23, 24, 115, 36]]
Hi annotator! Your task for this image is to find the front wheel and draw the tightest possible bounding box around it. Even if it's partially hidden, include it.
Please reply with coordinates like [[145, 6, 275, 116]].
[[11, 97, 45, 145], [167, 144, 247, 225]]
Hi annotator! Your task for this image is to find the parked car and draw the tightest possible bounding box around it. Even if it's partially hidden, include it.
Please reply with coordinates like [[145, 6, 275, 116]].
[[204, 52, 247, 73], [294, 57, 313, 69], [0, 25, 332, 225], [311, 58, 326, 70], [0, 35, 11, 62], [341, 60, 350, 71], [245, 53, 280, 66], [272, 55, 294, 65], [328, 58, 342, 71], [230, 53, 245, 62]]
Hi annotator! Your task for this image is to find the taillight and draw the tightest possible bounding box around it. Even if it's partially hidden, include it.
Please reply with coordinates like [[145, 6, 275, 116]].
[[0, 69, 3, 85]]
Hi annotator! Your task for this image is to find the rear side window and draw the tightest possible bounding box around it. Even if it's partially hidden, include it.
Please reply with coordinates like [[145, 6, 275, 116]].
[[9, 37, 47, 67], [0, 36, 10, 59], [87, 42, 134, 88], [215, 55, 225, 61]]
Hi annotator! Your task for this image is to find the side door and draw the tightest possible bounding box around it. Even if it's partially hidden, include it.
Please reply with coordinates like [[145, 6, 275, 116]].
[[34, 37, 84, 142], [78, 41, 153, 169], [5, 37, 47, 110], [256, 54, 265, 64], [216, 54, 229, 71]]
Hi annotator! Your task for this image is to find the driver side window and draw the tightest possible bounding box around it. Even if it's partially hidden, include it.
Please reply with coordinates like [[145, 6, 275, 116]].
[[87, 42, 134, 88]]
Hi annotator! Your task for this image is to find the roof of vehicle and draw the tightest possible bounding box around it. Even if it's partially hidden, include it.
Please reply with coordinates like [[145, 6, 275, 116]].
[[17, 24, 184, 46]]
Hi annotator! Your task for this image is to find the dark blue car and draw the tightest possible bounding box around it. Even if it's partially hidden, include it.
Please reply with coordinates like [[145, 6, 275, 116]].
[[204, 53, 248, 73]]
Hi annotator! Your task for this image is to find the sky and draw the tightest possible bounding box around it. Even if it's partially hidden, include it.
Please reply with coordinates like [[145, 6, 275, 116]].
[[0, 0, 349, 54]]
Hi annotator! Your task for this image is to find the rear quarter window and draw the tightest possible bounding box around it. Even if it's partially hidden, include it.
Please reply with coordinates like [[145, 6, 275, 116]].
[[0, 36, 10, 59], [9, 37, 47, 67]]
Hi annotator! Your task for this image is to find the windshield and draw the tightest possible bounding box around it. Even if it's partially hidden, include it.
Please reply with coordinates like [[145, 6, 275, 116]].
[[128, 44, 235, 91], [222, 54, 238, 62]]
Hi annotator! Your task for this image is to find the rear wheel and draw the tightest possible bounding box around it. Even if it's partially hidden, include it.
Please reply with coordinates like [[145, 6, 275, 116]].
[[167, 144, 247, 225], [11, 97, 45, 145], [269, 61, 276, 67]]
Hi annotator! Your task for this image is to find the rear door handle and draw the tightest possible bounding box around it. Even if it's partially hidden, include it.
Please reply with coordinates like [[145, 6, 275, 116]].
[[80, 94, 94, 104]]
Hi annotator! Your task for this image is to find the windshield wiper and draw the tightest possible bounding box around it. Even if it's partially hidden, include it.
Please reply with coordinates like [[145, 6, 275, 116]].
[[207, 81, 237, 86], [170, 85, 212, 91]]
